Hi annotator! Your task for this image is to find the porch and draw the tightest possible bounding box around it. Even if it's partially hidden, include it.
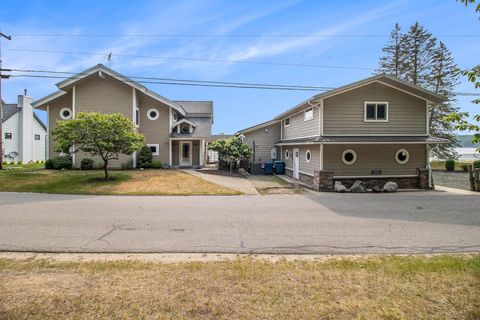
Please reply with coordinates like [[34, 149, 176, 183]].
[[170, 139, 206, 168]]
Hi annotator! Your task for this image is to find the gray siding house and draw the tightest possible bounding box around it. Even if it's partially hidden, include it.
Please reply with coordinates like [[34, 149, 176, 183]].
[[236, 74, 448, 190], [32, 64, 213, 168]]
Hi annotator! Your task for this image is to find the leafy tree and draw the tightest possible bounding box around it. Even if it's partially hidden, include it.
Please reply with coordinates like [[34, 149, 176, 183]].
[[377, 22, 459, 159], [208, 137, 252, 173], [52, 112, 144, 179], [458, 0, 480, 18]]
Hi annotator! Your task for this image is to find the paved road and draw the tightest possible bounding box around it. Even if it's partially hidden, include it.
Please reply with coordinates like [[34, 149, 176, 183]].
[[0, 190, 479, 254]]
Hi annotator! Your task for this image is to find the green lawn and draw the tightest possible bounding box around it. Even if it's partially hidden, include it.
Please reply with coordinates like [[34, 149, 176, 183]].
[[0, 255, 478, 319], [0, 169, 240, 195]]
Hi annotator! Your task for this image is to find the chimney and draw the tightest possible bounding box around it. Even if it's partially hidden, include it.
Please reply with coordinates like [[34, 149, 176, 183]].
[[18, 93, 34, 163]]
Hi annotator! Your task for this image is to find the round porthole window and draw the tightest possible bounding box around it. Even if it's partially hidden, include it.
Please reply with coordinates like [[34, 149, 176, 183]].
[[147, 108, 159, 120], [181, 124, 190, 134], [342, 149, 357, 165], [59, 107, 72, 120], [285, 149, 290, 160], [395, 149, 409, 164], [305, 149, 312, 163]]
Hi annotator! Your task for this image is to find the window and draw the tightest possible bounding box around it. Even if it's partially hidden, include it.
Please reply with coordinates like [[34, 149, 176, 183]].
[[147, 108, 159, 120], [147, 144, 159, 156], [59, 107, 72, 120], [342, 149, 357, 165], [4, 133, 12, 139], [305, 149, 312, 163], [304, 108, 313, 121], [395, 148, 409, 164], [285, 149, 290, 160], [135, 107, 140, 126], [34, 134, 41, 140], [284, 118, 290, 127], [181, 124, 190, 134], [364, 102, 388, 122]]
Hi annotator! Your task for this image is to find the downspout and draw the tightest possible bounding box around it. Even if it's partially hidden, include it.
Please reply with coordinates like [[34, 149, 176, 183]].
[[426, 145, 432, 189]]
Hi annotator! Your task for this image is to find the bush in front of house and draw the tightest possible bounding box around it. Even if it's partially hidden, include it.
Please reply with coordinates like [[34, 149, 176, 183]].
[[121, 159, 134, 170], [474, 160, 480, 169], [52, 156, 72, 170], [445, 159, 455, 171], [80, 158, 95, 170], [45, 159, 54, 169], [461, 163, 470, 172], [151, 160, 163, 169], [138, 146, 153, 168]]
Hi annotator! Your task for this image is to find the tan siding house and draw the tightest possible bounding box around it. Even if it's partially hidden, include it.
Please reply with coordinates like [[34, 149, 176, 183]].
[[33, 64, 213, 169], [239, 121, 281, 163], [237, 74, 448, 190]]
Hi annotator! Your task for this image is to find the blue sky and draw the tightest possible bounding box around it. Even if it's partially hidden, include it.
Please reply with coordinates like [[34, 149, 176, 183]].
[[1, 0, 479, 134]]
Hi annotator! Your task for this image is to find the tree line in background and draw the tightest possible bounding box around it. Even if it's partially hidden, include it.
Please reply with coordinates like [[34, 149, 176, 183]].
[[376, 22, 460, 159]]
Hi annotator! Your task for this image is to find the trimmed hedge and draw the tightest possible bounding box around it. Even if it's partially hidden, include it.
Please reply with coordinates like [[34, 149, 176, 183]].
[[45, 159, 54, 169], [80, 158, 95, 170], [52, 156, 72, 170], [138, 146, 153, 168], [151, 160, 163, 169]]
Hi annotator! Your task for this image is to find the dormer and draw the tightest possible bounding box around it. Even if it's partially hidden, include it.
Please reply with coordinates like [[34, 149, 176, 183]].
[[173, 118, 196, 134]]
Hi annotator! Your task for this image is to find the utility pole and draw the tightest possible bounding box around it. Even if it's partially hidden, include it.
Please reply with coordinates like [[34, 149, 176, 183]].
[[0, 31, 12, 170]]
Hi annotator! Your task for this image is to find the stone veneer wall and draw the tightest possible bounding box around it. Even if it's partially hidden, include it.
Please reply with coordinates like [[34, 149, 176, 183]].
[[286, 168, 432, 191]]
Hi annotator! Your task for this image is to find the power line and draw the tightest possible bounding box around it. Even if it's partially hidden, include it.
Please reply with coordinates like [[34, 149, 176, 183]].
[[7, 48, 376, 71], [10, 33, 480, 38], [3, 69, 480, 96]]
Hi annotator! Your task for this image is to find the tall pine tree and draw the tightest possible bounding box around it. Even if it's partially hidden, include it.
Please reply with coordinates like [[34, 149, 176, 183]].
[[377, 22, 459, 159]]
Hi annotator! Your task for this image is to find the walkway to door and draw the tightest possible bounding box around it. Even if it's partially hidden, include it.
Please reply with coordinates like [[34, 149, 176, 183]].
[[181, 169, 258, 195]]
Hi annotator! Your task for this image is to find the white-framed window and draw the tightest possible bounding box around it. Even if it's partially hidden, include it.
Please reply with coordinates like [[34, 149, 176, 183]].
[[284, 118, 290, 127], [181, 124, 190, 134], [4, 132, 12, 139], [34, 134, 41, 140], [305, 149, 312, 163], [147, 144, 159, 156], [395, 148, 409, 165], [135, 107, 140, 127], [285, 149, 290, 160], [147, 108, 159, 120], [59, 107, 72, 120], [304, 108, 313, 121], [364, 101, 388, 122], [342, 149, 357, 165]]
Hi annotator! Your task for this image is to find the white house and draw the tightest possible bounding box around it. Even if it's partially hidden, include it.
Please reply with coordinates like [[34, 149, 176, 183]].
[[1, 94, 47, 163]]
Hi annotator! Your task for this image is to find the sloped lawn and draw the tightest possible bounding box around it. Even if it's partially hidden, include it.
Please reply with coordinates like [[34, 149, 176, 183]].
[[0, 169, 240, 195]]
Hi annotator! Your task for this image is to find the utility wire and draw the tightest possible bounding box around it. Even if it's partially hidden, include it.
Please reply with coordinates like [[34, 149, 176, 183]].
[[7, 48, 376, 71], [10, 33, 480, 38], [4, 70, 480, 96]]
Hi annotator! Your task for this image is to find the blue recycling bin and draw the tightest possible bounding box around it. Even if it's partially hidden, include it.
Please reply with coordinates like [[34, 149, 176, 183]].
[[274, 161, 285, 174], [263, 162, 273, 175]]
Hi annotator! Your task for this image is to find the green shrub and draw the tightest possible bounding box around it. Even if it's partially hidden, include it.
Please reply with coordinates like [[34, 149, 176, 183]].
[[121, 158, 134, 170], [138, 146, 153, 168], [461, 163, 470, 172], [151, 160, 163, 169], [2, 161, 6, 165], [52, 156, 72, 170], [474, 160, 480, 169], [45, 159, 54, 169], [445, 159, 455, 171], [80, 158, 95, 170], [17, 161, 23, 165]]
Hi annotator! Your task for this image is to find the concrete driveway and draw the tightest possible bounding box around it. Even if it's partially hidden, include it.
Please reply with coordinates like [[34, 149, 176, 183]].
[[0, 190, 479, 254]]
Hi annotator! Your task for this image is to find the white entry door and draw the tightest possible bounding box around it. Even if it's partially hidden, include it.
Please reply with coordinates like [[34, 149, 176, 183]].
[[293, 148, 300, 179], [179, 141, 192, 166]]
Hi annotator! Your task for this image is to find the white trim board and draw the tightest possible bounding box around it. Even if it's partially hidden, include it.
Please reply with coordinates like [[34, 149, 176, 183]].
[[284, 167, 315, 177]]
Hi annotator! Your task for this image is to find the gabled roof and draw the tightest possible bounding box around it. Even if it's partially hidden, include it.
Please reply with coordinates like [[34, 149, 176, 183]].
[[172, 118, 197, 128], [235, 119, 280, 135], [174, 101, 213, 115], [274, 74, 446, 120], [2, 103, 47, 130], [33, 64, 187, 116]]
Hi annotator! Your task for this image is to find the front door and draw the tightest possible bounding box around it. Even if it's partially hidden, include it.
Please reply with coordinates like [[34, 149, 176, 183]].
[[179, 141, 192, 167], [293, 148, 299, 179]]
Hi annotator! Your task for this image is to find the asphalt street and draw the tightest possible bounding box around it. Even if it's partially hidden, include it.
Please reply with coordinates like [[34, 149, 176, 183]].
[[0, 190, 479, 254]]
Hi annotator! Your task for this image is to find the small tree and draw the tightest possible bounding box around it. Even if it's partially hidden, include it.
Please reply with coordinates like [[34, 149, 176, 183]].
[[52, 112, 145, 179], [138, 146, 153, 168], [208, 137, 252, 173]]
